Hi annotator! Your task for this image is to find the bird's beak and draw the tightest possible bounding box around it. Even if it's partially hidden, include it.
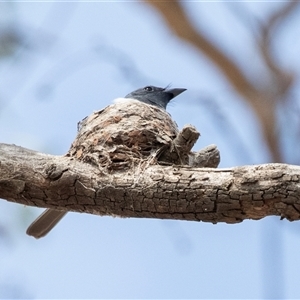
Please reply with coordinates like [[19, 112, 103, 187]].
[[167, 88, 187, 98]]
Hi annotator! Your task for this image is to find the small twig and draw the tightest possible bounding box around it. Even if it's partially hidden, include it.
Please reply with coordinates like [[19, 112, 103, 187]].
[[258, 2, 298, 96]]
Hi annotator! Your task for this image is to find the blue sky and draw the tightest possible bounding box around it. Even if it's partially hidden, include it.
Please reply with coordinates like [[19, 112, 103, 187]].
[[0, 2, 300, 298]]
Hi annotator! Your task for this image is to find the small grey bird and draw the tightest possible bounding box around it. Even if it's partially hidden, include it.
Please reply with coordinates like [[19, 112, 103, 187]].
[[124, 85, 186, 109], [26, 85, 186, 238]]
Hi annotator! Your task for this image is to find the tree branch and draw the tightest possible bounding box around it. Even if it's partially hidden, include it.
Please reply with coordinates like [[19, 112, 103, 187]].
[[258, 2, 298, 96], [2, 101, 299, 227], [146, 0, 258, 98], [1, 143, 300, 223]]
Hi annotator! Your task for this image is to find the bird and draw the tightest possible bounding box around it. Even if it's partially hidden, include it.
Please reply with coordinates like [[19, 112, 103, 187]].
[[26, 85, 187, 238], [123, 85, 186, 109]]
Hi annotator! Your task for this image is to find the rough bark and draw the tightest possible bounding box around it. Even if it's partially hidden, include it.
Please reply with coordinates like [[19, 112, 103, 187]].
[[1, 143, 300, 223], [1, 101, 299, 224]]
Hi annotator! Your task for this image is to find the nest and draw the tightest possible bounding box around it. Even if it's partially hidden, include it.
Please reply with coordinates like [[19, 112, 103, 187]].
[[66, 101, 179, 171]]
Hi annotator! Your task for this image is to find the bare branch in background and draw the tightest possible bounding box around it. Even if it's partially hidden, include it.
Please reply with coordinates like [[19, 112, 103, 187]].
[[146, 0, 300, 163], [0, 28, 23, 58], [146, 0, 257, 98], [258, 2, 298, 97]]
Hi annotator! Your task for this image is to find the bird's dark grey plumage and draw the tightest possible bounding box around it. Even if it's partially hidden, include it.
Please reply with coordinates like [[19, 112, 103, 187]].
[[26, 85, 187, 239], [125, 85, 186, 109]]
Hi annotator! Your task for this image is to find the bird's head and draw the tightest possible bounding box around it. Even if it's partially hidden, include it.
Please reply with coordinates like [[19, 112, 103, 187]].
[[124, 85, 186, 109]]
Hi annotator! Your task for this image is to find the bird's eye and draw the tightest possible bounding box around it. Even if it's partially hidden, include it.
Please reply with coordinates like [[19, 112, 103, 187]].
[[144, 86, 153, 92]]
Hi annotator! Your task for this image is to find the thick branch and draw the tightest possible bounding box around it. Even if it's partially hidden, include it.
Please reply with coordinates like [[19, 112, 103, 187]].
[[1, 143, 300, 223]]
